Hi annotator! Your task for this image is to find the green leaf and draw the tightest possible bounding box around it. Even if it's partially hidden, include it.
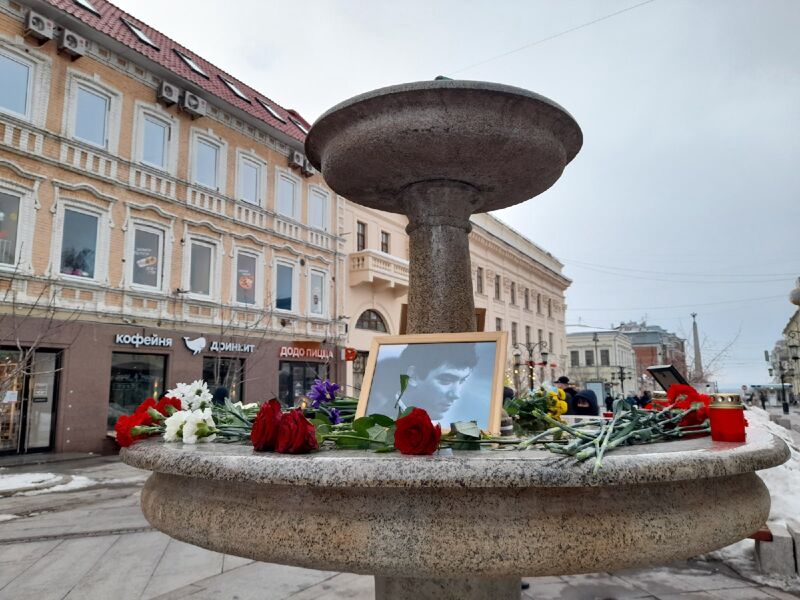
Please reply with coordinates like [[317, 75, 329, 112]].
[[352, 417, 375, 436], [399, 374, 410, 395], [371, 445, 396, 453], [313, 412, 332, 426], [333, 436, 371, 449], [370, 414, 395, 427], [366, 424, 391, 446]]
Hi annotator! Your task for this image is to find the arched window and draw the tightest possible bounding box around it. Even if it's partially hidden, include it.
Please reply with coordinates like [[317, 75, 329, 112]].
[[356, 309, 387, 332]]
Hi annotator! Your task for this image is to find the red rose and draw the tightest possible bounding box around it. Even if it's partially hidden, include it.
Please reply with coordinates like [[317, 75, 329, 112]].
[[114, 412, 150, 448], [251, 399, 283, 451], [275, 408, 318, 454], [156, 396, 182, 416], [394, 407, 441, 455]]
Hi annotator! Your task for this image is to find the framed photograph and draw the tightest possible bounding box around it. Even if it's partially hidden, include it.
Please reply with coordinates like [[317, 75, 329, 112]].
[[647, 364, 689, 392], [356, 331, 508, 434]]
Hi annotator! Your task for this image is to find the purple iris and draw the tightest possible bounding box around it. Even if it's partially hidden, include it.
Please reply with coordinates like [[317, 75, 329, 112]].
[[308, 378, 340, 409], [327, 407, 342, 425]]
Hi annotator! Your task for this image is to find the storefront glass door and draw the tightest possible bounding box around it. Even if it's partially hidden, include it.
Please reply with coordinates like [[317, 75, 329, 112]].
[[278, 361, 328, 407], [108, 352, 167, 429], [0, 349, 59, 454]]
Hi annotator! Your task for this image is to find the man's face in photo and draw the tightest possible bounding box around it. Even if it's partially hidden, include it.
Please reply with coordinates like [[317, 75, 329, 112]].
[[406, 363, 473, 419]]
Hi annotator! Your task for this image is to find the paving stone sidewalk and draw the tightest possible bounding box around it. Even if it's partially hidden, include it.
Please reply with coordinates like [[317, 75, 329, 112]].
[[0, 456, 798, 600]]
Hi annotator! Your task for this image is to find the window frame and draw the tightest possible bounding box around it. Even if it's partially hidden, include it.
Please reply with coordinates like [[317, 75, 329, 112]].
[[585, 349, 595, 367], [0, 188, 23, 269], [128, 222, 166, 292], [355, 310, 388, 332], [0, 49, 33, 120], [510, 282, 516, 306], [0, 42, 50, 127], [570, 350, 580, 367], [380, 231, 390, 254], [185, 237, 218, 300], [524, 288, 529, 311], [232, 247, 261, 307], [511, 322, 518, 346], [55, 202, 105, 283], [190, 129, 227, 192], [273, 258, 297, 314], [307, 184, 330, 232], [64, 71, 121, 154], [495, 317, 503, 332], [308, 268, 327, 317], [73, 84, 110, 149], [494, 274, 501, 301], [600, 348, 611, 367], [275, 168, 301, 221], [356, 221, 366, 251], [236, 150, 266, 207], [133, 103, 178, 174], [475, 266, 483, 294]]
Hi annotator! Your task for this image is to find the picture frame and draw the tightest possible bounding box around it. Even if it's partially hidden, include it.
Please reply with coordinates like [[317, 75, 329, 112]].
[[356, 331, 508, 435], [646, 364, 689, 392]]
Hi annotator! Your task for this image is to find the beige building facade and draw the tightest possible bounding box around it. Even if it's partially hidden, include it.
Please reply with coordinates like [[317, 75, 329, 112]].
[[565, 330, 638, 397], [342, 207, 571, 396], [0, 0, 345, 454]]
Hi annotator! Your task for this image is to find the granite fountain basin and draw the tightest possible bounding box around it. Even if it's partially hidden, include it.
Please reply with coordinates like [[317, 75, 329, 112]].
[[121, 425, 788, 599]]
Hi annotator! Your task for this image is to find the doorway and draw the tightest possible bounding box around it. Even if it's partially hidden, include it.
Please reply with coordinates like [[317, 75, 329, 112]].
[[0, 350, 60, 454], [278, 361, 328, 407]]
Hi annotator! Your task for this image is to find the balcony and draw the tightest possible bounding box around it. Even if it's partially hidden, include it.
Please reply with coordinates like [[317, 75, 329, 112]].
[[349, 250, 409, 291]]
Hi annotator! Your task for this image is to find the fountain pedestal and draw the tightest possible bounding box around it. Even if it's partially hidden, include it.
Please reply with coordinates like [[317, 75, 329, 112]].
[[122, 428, 788, 600]]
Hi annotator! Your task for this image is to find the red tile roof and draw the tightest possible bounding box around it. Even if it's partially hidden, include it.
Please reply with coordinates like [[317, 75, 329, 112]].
[[41, 0, 310, 144]]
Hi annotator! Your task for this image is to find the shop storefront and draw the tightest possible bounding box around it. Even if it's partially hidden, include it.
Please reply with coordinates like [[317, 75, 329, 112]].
[[0, 316, 343, 454]]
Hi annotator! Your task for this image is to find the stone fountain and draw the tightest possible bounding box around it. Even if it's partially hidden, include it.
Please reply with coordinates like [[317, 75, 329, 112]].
[[122, 80, 789, 600]]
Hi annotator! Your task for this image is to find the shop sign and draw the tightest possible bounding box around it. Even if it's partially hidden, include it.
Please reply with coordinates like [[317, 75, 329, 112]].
[[209, 341, 255, 353], [279, 345, 334, 360], [114, 333, 173, 348], [343, 347, 358, 361]]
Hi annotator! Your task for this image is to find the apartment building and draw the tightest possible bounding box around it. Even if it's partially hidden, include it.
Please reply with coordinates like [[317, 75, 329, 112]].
[[0, 0, 345, 454], [614, 321, 687, 388], [342, 207, 571, 395]]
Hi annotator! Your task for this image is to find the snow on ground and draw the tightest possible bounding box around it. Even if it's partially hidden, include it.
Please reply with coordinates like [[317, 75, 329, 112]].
[[0, 472, 61, 492], [705, 407, 800, 592], [0, 514, 19, 522], [15, 475, 96, 496]]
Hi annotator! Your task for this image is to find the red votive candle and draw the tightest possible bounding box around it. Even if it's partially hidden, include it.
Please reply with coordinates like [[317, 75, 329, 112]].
[[709, 394, 746, 442]]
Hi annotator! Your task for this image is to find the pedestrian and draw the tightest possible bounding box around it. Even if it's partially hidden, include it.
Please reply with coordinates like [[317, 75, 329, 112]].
[[640, 389, 652, 408], [570, 389, 599, 416], [604, 393, 614, 413], [555, 376, 577, 405], [212, 386, 229, 406], [759, 392, 767, 410]]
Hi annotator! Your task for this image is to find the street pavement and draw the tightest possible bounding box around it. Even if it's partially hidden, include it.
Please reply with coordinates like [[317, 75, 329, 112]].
[[0, 455, 798, 600]]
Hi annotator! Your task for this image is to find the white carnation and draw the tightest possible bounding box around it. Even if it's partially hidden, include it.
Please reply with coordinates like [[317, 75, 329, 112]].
[[167, 380, 213, 411], [182, 408, 217, 444], [163, 410, 189, 442]]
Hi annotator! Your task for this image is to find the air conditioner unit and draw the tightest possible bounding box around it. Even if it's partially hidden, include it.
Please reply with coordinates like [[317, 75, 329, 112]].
[[57, 28, 87, 59], [301, 158, 315, 177], [24, 10, 54, 44], [180, 91, 206, 118], [288, 150, 304, 169], [157, 81, 180, 106]]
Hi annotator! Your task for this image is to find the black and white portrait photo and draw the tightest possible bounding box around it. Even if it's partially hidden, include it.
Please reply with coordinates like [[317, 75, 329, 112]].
[[357, 332, 507, 433]]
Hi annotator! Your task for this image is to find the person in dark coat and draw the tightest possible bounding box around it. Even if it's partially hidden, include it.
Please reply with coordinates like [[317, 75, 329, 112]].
[[555, 376, 577, 405], [604, 393, 614, 413], [570, 389, 599, 416], [212, 386, 229, 406]]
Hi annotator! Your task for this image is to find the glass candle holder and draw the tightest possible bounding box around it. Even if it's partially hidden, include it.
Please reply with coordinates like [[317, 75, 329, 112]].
[[709, 394, 746, 442]]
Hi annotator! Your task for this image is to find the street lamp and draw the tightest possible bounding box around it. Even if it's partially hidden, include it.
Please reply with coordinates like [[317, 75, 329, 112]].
[[765, 350, 793, 415], [513, 341, 549, 390], [610, 365, 632, 396]]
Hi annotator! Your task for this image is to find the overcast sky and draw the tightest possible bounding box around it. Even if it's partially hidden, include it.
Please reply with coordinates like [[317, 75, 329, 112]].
[[112, 0, 800, 388]]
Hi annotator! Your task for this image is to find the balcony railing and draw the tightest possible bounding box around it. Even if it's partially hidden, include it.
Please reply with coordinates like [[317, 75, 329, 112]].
[[349, 249, 409, 290], [59, 141, 118, 179]]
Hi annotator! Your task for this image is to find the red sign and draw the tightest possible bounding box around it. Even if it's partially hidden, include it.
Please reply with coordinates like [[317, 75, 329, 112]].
[[344, 347, 358, 361]]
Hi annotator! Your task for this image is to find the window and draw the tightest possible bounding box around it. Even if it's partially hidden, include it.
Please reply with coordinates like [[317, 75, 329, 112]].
[[220, 77, 250, 102], [289, 117, 308, 134], [537, 329, 543, 344], [601, 349, 610, 366], [525, 325, 531, 346], [495, 318, 503, 332], [236, 253, 257, 305], [276, 173, 297, 219], [0, 192, 20, 265], [380, 231, 390, 254], [524, 288, 529, 310], [275, 262, 294, 311], [548, 332, 554, 354], [308, 188, 328, 231], [356, 310, 387, 331], [174, 49, 208, 77], [537, 293, 542, 314], [108, 353, 166, 429], [0, 53, 30, 118], [279, 361, 327, 407], [121, 17, 159, 49], [189, 241, 214, 296], [570, 351, 580, 367], [203, 357, 244, 403], [141, 115, 168, 169], [309, 270, 325, 315], [494, 275, 501, 300], [511, 322, 518, 346], [75, 86, 109, 148], [237, 155, 262, 205], [74, 0, 101, 16], [476, 267, 483, 294], [585, 350, 595, 367], [510, 282, 516, 305], [548, 298, 553, 317], [132, 226, 163, 288], [60, 209, 98, 278], [193, 138, 219, 189], [256, 98, 286, 122], [356, 221, 366, 251]]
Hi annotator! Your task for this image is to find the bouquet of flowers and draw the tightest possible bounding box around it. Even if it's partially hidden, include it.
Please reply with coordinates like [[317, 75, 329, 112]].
[[504, 385, 570, 433]]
